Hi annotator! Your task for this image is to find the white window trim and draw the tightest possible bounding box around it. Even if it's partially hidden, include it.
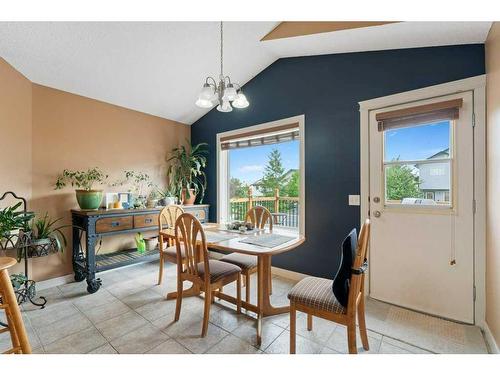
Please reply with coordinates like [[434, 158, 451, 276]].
[[216, 115, 305, 235], [359, 75, 486, 328]]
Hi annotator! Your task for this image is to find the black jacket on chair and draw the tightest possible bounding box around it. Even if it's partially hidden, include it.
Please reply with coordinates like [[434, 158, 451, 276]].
[[332, 228, 358, 307]]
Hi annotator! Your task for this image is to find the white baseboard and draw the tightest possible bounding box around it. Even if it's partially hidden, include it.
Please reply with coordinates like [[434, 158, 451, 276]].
[[271, 266, 308, 282], [36, 274, 74, 291], [483, 322, 499, 354]]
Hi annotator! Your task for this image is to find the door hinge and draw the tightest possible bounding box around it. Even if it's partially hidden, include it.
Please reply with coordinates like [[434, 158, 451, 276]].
[[472, 112, 476, 128], [473, 285, 476, 301], [473, 199, 476, 214]]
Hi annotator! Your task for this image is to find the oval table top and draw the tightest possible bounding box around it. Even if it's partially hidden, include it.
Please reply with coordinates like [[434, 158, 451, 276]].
[[160, 223, 305, 256]]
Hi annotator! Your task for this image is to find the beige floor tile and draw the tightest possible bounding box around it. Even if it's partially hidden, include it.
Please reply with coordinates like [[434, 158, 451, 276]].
[[206, 334, 261, 354], [378, 341, 414, 354], [320, 346, 341, 354], [381, 336, 432, 354], [82, 299, 131, 324], [106, 279, 150, 300], [325, 326, 382, 354], [266, 330, 322, 354], [88, 343, 119, 354], [209, 305, 253, 332], [34, 311, 92, 346], [73, 288, 118, 311], [44, 327, 107, 354], [134, 298, 177, 322], [110, 323, 170, 354], [0, 316, 42, 352], [25, 301, 79, 329], [57, 281, 89, 299], [94, 310, 149, 341], [146, 339, 191, 354], [120, 287, 163, 309], [232, 319, 285, 351], [31, 346, 45, 354], [294, 313, 337, 345]]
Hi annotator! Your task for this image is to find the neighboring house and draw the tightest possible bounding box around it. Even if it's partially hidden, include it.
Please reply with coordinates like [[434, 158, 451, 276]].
[[416, 148, 450, 202]]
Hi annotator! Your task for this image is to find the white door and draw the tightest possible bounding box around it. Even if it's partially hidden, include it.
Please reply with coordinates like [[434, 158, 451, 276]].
[[369, 91, 475, 323]]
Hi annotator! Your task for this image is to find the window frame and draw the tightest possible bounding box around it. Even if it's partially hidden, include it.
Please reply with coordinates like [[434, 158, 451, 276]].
[[381, 119, 456, 211], [216, 115, 305, 235]]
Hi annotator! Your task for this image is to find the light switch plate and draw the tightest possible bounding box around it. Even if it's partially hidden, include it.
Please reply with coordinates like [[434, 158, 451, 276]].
[[348, 195, 360, 206]]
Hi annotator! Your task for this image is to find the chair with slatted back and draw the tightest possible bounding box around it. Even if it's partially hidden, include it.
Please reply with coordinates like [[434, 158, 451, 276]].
[[0, 257, 31, 354], [219, 205, 273, 304], [174, 213, 242, 337], [288, 219, 371, 354], [157, 205, 185, 285]]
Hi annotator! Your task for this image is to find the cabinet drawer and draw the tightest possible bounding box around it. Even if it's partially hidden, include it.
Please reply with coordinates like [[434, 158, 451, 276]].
[[185, 208, 206, 222], [96, 216, 133, 233], [134, 214, 158, 228]]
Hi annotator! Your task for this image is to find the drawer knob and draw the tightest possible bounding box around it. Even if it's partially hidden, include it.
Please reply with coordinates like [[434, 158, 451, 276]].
[[145, 218, 153, 224], [111, 221, 121, 227]]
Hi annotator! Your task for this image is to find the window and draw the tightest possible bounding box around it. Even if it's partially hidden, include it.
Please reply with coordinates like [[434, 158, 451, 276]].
[[217, 116, 305, 233], [383, 120, 453, 207]]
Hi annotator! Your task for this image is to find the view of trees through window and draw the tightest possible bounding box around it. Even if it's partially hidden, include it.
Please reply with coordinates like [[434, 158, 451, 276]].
[[228, 140, 299, 228]]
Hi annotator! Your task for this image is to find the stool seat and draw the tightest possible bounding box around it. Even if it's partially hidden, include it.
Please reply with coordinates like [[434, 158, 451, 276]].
[[0, 257, 17, 271]]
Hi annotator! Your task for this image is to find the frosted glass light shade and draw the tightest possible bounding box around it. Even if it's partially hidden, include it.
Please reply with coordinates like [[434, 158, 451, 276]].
[[232, 93, 249, 108], [196, 98, 214, 108], [222, 84, 237, 101], [217, 100, 233, 112], [199, 83, 214, 100]]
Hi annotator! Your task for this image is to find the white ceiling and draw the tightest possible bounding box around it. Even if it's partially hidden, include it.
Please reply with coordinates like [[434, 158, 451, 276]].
[[0, 22, 492, 124]]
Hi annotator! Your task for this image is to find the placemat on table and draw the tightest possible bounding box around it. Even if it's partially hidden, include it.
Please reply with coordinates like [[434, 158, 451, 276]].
[[204, 232, 240, 244], [238, 233, 295, 248]]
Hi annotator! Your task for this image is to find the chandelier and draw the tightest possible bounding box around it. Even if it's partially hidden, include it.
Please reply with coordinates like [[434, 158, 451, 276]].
[[195, 22, 249, 112]]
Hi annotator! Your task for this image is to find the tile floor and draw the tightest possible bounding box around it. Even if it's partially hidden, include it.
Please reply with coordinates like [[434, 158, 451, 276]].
[[0, 261, 490, 354]]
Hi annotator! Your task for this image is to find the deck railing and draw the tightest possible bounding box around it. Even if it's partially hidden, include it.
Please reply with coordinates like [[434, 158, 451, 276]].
[[229, 188, 299, 229]]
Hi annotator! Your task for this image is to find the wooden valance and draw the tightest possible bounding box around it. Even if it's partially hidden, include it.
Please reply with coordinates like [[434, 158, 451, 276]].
[[376, 98, 463, 132], [220, 123, 299, 150]]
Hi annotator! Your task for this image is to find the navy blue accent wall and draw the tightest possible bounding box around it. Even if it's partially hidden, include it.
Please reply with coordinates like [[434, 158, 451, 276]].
[[191, 44, 485, 279]]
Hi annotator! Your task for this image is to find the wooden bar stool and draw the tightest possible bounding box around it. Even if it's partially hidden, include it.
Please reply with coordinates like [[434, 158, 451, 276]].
[[0, 257, 31, 354]]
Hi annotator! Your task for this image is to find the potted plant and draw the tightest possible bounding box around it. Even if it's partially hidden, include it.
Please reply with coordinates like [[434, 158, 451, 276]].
[[112, 170, 154, 209], [0, 202, 34, 250], [167, 141, 208, 205], [28, 212, 70, 258], [55, 167, 108, 210], [156, 180, 177, 206]]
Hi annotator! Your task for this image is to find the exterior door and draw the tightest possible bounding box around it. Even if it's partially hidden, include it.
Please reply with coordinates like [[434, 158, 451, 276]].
[[368, 91, 475, 323]]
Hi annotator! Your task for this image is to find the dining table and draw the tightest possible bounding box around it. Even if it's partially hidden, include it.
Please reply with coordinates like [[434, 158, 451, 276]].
[[159, 222, 305, 345]]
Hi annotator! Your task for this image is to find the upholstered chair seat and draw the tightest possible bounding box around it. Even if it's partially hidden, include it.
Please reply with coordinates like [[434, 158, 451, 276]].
[[288, 277, 346, 315], [219, 253, 257, 270], [196, 260, 242, 283]]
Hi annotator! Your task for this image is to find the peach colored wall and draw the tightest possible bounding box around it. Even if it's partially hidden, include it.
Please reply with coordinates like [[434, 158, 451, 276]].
[[1, 57, 190, 281], [0, 58, 32, 201], [29, 84, 190, 280], [486, 22, 500, 348]]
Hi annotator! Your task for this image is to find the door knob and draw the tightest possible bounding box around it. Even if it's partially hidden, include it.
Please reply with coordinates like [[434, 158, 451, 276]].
[[373, 197, 380, 203], [373, 210, 381, 218]]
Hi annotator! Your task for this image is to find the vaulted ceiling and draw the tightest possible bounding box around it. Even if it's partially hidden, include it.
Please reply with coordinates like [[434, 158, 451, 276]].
[[0, 22, 491, 124]]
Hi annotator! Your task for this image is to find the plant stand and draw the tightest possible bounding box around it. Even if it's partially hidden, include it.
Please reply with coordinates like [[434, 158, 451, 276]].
[[0, 191, 47, 309]]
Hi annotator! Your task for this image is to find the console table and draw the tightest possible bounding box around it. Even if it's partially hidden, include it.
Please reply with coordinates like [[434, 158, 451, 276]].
[[71, 205, 209, 293]]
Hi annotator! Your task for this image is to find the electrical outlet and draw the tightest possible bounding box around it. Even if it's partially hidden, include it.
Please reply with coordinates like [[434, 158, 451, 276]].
[[348, 195, 360, 206]]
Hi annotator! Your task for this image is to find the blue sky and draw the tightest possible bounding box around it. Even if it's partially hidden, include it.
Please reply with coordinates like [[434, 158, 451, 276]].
[[384, 120, 450, 161], [229, 140, 299, 184]]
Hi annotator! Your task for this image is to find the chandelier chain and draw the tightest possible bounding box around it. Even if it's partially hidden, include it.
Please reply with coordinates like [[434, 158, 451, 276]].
[[220, 21, 223, 77]]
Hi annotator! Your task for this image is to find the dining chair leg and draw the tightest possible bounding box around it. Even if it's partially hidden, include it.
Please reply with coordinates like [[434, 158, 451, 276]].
[[307, 313, 313, 331], [236, 275, 241, 314], [242, 274, 246, 287], [358, 296, 370, 350], [157, 255, 164, 285], [245, 273, 251, 304], [290, 303, 296, 354], [174, 277, 183, 322], [202, 288, 211, 337], [218, 286, 223, 301], [347, 322, 357, 354], [268, 262, 272, 295]]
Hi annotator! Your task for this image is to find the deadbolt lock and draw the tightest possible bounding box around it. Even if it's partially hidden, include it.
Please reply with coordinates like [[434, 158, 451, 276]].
[[373, 197, 380, 203]]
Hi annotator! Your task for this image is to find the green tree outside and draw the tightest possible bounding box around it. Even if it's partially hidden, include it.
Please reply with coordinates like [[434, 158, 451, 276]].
[[258, 149, 286, 197], [229, 177, 248, 199], [386, 163, 423, 201], [281, 170, 299, 197]]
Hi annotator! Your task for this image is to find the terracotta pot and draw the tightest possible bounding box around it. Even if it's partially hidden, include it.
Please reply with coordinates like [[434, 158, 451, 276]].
[[181, 188, 197, 205]]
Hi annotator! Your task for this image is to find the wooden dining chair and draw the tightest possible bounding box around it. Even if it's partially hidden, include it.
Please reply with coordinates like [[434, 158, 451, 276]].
[[219, 205, 273, 303], [288, 219, 371, 354], [174, 213, 242, 337], [157, 204, 185, 285], [0, 257, 31, 354]]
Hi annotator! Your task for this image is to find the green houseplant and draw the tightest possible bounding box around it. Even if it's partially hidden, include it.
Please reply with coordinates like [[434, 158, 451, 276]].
[[28, 212, 70, 257], [55, 167, 108, 209], [0, 202, 34, 251], [167, 141, 208, 205], [156, 180, 177, 206], [112, 170, 154, 208]]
